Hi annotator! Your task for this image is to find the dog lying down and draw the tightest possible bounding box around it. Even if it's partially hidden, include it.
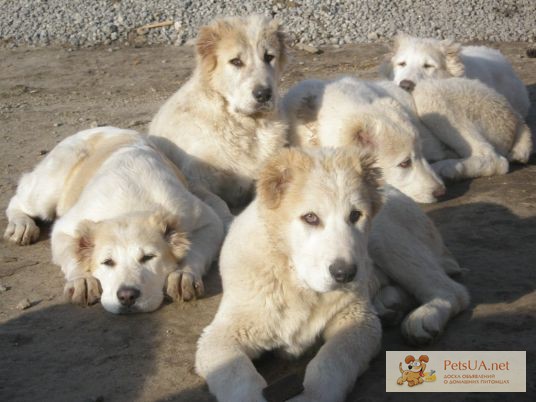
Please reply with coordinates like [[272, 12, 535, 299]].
[[411, 78, 533, 180], [282, 76, 446, 203], [381, 33, 530, 118], [4, 127, 224, 313], [196, 147, 469, 402]]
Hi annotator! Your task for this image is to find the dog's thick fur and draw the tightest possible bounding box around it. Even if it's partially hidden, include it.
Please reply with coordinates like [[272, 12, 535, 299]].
[[411, 78, 533, 180], [196, 147, 469, 401], [150, 15, 288, 209], [381, 33, 530, 118], [4, 127, 224, 313], [282, 76, 445, 203]]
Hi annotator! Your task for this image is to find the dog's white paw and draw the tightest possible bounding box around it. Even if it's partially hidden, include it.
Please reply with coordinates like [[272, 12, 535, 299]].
[[165, 269, 204, 302], [3, 216, 40, 245], [64, 276, 102, 306], [494, 156, 509, 175], [401, 300, 451, 345]]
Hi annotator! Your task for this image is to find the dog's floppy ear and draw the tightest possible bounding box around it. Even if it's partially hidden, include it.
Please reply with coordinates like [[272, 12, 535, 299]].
[[439, 39, 464, 77], [346, 147, 384, 217], [405, 355, 415, 364], [257, 148, 313, 210], [151, 212, 190, 261], [196, 21, 223, 73], [419, 355, 429, 363], [267, 18, 287, 71], [74, 220, 97, 272]]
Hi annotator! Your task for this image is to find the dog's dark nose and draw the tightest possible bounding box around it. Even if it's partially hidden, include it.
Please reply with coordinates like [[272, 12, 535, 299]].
[[253, 86, 272, 103], [399, 79, 416, 92], [329, 260, 357, 283], [433, 185, 446, 198], [117, 286, 140, 306], [408, 365, 412, 370]]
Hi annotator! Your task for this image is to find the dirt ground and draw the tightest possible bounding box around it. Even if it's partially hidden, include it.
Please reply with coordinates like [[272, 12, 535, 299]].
[[0, 42, 535, 402]]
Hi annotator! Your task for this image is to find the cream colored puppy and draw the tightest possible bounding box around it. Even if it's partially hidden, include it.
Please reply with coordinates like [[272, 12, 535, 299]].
[[4, 127, 224, 313], [150, 15, 288, 209], [196, 147, 469, 401], [282, 76, 446, 203], [411, 78, 532, 180], [381, 33, 530, 118]]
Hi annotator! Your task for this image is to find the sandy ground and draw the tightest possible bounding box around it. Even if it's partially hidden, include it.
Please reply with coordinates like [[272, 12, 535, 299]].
[[0, 42, 535, 402]]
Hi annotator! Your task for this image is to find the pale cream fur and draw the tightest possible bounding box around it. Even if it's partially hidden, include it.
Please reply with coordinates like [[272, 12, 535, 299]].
[[282, 76, 445, 203], [149, 15, 288, 210], [4, 127, 224, 313], [411, 78, 532, 180], [381, 33, 530, 118], [196, 147, 469, 401]]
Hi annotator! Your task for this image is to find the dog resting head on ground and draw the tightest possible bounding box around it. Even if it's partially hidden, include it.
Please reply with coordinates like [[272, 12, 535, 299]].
[[64, 212, 190, 314], [380, 33, 464, 91], [196, 14, 286, 116], [282, 77, 445, 203], [196, 147, 383, 402]]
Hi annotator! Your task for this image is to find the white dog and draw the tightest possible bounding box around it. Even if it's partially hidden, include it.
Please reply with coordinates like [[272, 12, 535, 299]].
[[381, 33, 530, 118], [411, 78, 532, 180], [282, 76, 446, 203], [4, 127, 224, 313], [150, 15, 288, 209], [196, 147, 469, 402]]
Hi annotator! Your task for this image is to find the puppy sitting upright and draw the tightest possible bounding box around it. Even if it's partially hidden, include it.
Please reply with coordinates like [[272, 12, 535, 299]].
[[4, 127, 224, 313], [150, 15, 288, 208], [196, 147, 384, 402]]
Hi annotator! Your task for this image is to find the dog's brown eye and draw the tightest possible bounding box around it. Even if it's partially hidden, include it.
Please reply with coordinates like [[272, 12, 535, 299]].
[[349, 210, 362, 224], [264, 53, 275, 63], [229, 58, 244, 67], [423, 63, 433, 69], [397, 61, 406, 67], [301, 212, 320, 226], [102, 258, 115, 267], [139, 254, 156, 263], [398, 158, 412, 168]]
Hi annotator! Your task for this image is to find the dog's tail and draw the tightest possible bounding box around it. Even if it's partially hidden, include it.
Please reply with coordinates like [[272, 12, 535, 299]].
[[509, 122, 533, 163]]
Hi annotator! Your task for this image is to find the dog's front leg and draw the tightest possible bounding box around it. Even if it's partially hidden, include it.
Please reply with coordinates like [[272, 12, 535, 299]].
[[196, 320, 267, 402], [289, 303, 381, 402]]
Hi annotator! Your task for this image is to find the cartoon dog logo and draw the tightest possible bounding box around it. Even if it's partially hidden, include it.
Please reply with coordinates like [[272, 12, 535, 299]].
[[397, 354, 435, 386]]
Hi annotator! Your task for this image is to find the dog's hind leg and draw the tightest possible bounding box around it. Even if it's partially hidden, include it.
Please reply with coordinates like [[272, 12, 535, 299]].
[[508, 122, 532, 163], [370, 189, 470, 344], [432, 152, 508, 180], [4, 132, 96, 245]]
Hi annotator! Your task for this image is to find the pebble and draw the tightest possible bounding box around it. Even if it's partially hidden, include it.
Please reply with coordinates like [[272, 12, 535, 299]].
[[0, 1, 534, 48], [0, 283, 9, 292], [16, 298, 32, 310]]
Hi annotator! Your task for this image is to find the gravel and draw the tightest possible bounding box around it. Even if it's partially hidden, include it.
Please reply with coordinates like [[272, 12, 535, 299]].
[[1, 0, 535, 48]]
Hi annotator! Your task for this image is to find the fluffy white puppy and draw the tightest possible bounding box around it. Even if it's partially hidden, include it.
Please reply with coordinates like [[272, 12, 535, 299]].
[[150, 15, 288, 209], [381, 33, 530, 118], [411, 78, 532, 180], [4, 127, 224, 313], [196, 147, 469, 402], [282, 76, 446, 203]]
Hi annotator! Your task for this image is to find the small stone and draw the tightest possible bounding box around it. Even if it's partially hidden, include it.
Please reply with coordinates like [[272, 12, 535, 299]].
[[367, 32, 379, 40], [39, 150, 48, 155], [295, 43, 322, 54], [53, 122, 63, 127], [16, 298, 32, 310], [0, 284, 9, 292], [90, 121, 99, 128]]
